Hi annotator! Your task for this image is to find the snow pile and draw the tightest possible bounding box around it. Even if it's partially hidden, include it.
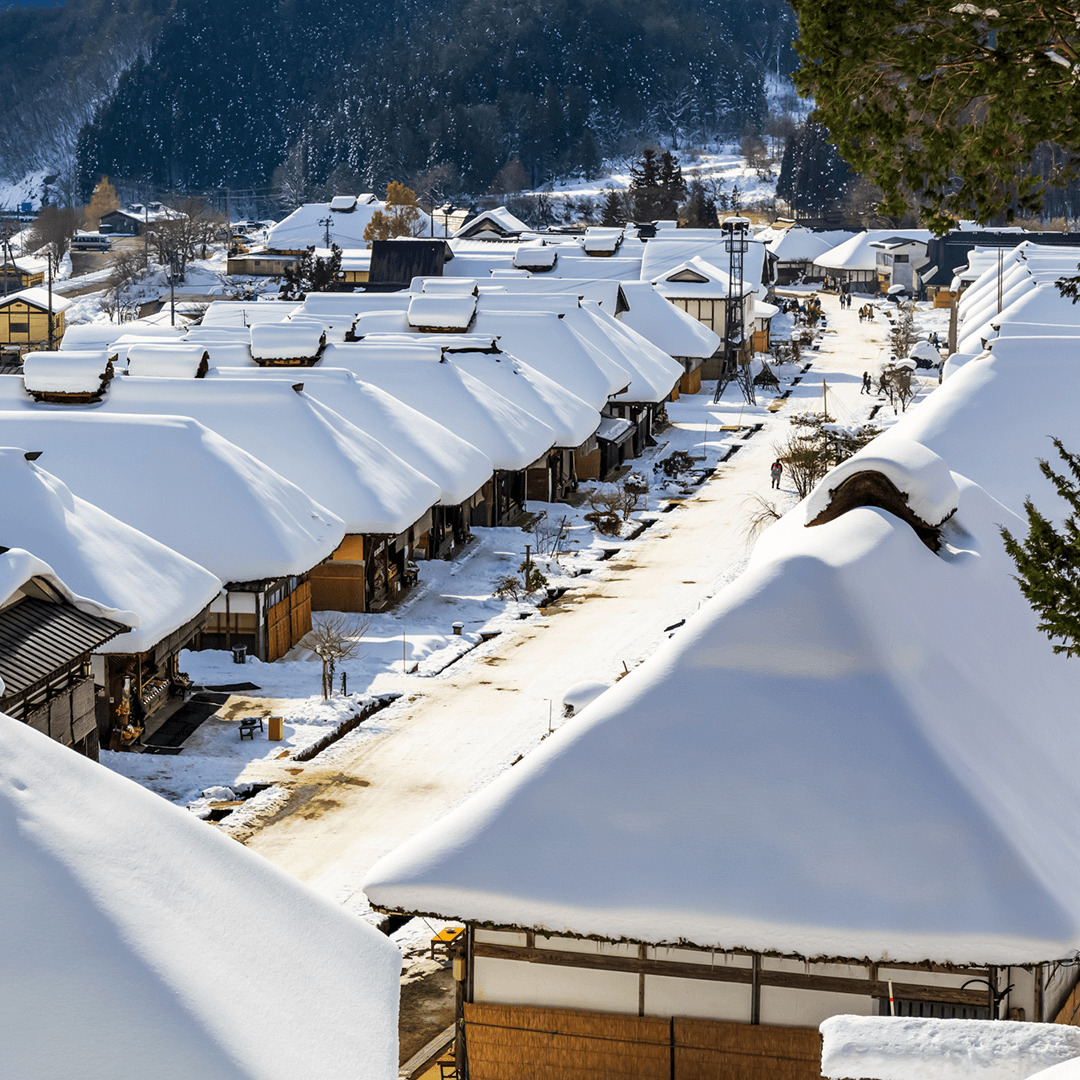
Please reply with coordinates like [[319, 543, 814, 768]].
[[22, 350, 111, 395], [407, 293, 476, 330], [249, 321, 325, 362], [0, 711, 400, 1079], [819, 1016, 1080, 1080], [125, 342, 208, 378]]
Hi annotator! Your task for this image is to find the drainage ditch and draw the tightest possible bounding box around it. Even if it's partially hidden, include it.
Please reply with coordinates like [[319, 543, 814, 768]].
[[292, 693, 400, 763]]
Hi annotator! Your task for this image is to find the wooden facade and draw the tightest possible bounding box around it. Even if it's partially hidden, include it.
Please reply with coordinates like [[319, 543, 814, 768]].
[[440, 927, 1075, 1080], [199, 575, 312, 661], [0, 296, 66, 348]]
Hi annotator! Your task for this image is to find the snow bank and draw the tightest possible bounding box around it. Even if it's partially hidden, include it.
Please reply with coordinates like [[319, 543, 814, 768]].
[[0, 710, 400, 1079], [819, 1016, 1080, 1080]]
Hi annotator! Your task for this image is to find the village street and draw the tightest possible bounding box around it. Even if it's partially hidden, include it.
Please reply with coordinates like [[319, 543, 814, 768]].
[[235, 293, 907, 921]]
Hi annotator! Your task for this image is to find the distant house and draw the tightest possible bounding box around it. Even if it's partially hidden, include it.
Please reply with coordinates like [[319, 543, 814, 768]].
[[869, 236, 931, 295], [368, 238, 452, 288], [0, 547, 130, 758], [0, 253, 47, 290], [0, 288, 72, 350], [98, 201, 181, 236], [454, 206, 531, 240], [814, 230, 932, 294], [764, 224, 852, 285]]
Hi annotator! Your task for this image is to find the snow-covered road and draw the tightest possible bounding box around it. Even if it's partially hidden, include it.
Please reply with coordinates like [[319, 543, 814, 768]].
[[235, 292, 907, 917]]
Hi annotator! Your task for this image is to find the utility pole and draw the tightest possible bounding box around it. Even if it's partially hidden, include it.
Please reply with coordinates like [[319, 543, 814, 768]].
[[320, 215, 331, 249], [46, 251, 54, 349], [144, 202, 149, 267], [169, 252, 177, 326]]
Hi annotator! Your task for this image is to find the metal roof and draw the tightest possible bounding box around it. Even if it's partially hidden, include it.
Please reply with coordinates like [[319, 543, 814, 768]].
[[0, 597, 127, 700]]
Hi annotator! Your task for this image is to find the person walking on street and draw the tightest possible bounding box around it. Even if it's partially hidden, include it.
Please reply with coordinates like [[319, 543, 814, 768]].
[[770, 460, 782, 489], [861, 371, 872, 394]]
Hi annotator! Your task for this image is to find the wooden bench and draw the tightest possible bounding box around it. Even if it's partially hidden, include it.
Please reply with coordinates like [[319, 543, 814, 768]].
[[238, 717, 264, 740]]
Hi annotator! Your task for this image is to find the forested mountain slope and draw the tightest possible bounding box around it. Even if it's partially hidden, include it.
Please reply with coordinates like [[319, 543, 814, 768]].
[[55, 0, 794, 196]]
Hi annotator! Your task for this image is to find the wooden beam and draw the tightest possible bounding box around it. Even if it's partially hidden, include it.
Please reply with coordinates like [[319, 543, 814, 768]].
[[472, 942, 990, 1007], [751, 953, 761, 1025]]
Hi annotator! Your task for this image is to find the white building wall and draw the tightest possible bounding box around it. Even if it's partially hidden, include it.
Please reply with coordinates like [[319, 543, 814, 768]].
[[473, 956, 639, 1014], [759, 986, 875, 1027], [644, 975, 751, 1021]]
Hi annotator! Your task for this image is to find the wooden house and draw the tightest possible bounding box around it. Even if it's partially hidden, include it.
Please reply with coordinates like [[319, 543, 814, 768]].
[[0, 253, 47, 290], [0, 409, 345, 667], [98, 201, 181, 236], [0, 547, 130, 759], [22, 350, 114, 402], [264, 194, 381, 254], [225, 250, 298, 277], [368, 239, 452, 288], [454, 207, 531, 241], [0, 287, 71, 349], [365, 442, 1080, 1080], [337, 249, 371, 284], [2, 447, 220, 749], [813, 230, 931, 294], [652, 258, 756, 380]]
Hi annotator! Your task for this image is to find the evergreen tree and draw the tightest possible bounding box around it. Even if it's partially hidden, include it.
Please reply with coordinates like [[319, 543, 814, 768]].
[[601, 188, 625, 227], [682, 180, 718, 227], [279, 244, 343, 300], [657, 151, 687, 219], [628, 148, 662, 221], [1001, 439, 1080, 657]]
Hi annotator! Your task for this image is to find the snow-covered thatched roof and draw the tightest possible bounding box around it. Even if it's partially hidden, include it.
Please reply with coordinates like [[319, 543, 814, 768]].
[[767, 225, 852, 264], [365, 434, 1080, 965], [406, 294, 476, 331], [582, 227, 623, 255], [60, 322, 184, 351], [210, 366, 494, 506], [321, 342, 555, 471], [814, 230, 931, 273], [0, 287, 72, 314], [0, 709, 400, 1080], [22, 351, 112, 396], [651, 255, 751, 299], [0, 411, 344, 585], [617, 280, 721, 359], [249, 321, 326, 362], [0, 447, 220, 653], [512, 241, 558, 270], [454, 206, 531, 239], [125, 342, 209, 378]]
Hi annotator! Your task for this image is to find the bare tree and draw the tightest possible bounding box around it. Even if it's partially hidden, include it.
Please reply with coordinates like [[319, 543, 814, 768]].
[[149, 197, 226, 279], [271, 142, 309, 212], [308, 613, 369, 699], [28, 205, 79, 263]]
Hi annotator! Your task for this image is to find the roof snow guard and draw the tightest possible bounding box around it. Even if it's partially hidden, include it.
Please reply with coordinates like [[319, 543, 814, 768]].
[[22, 351, 114, 403]]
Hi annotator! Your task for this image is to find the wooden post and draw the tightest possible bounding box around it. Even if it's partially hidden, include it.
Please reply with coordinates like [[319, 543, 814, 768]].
[[1035, 964, 1044, 1023], [639, 944, 647, 1016], [751, 953, 761, 1024]]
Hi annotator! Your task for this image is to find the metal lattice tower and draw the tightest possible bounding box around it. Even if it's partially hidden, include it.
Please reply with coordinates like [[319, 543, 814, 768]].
[[713, 216, 755, 405]]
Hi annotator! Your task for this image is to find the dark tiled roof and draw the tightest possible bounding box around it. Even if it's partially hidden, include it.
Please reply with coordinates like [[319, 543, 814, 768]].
[[0, 597, 128, 700]]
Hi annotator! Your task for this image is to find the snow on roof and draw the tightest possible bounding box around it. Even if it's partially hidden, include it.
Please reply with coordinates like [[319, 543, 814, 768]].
[[320, 343, 555, 470], [959, 281, 1080, 353], [595, 415, 634, 441], [199, 300, 303, 327], [22, 351, 112, 396], [0, 375, 440, 536], [571, 303, 683, 403], [60, 322, 184, 350], [617, 281, 721, 359], [407, 294, 476, 331], [480, 277, 624, 311], [0, 709, 400, 1080], [815, 230, 932, 272], [0, 286, 72, 314], [767, 226, 852, 263], [512, 241, 558, 269], [267, 199, 375, 251], [125, 342, 208, 378], [454, 207, 531, 238], [443, 347, 599, 448], [210, 366, 493, 506], [641, 237, 773, 288], [539, 254, 644, 281], [0, 547, 135, 638], [652, 255, 752, 299], [417, 278, 480, 295], [0, 447, 219, 653], [0, 411, 344, 584], [582, 227, 623, 254], [819, 1016, 1080, 1080], [365, 460, 1080, 964], [249, 322, 326, 361]]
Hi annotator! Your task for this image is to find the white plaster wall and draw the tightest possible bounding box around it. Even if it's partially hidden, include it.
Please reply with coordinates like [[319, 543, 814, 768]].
[[536, 935, 640, 960], [760, 986, 875, 1027], [764, 958, 869, 980], [474, 929, 527, 947], [644, 975, 752, 1022], [473, 956, 639, 1014]]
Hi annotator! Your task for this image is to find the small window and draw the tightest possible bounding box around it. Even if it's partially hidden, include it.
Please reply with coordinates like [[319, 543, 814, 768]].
[[9, 320, 28, 333]]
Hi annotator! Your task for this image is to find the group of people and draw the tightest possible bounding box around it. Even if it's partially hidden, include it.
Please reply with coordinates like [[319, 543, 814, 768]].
[[857, 305, 876, 322], [838, 289, 853, 309]]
